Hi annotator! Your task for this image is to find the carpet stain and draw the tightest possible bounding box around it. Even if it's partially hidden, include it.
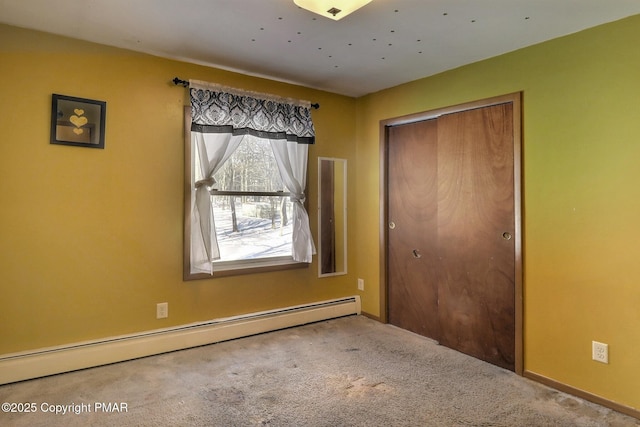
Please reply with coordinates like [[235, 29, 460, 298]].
[[329, 374, 392, 397], [557, 395, 606, 420], [205, 387, 245, 405], [250, 414, 275, 425]]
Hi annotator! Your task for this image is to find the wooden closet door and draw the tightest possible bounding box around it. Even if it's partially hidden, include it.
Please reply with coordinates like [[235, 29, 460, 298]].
[[386, 102, 516, 371], [436, 103, 515, 370], [387, 119, 440, 340]]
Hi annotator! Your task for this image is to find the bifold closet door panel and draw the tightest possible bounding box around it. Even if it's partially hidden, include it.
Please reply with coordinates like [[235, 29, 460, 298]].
[[436, 104, 516, 371], [387, 119, 440, 340]]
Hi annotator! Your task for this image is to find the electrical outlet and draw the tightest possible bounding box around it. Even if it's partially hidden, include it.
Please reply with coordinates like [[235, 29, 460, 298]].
[[156, 302, 168, 319], [592, 341, 608, 364], [357, 278, 364, 291]]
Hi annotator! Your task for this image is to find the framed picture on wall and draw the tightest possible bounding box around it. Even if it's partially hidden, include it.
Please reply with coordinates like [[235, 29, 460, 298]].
[[50, 94, 106, 149]]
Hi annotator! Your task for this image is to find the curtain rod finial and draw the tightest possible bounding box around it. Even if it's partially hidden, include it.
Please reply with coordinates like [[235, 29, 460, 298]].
[[173, 77, 189, 87]]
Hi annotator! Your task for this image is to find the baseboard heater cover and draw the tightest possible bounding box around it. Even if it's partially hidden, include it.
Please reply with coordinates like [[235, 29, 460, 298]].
[[0, 296, 361, 385]]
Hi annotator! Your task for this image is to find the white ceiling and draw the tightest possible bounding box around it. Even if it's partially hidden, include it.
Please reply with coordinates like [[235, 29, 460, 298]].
[[2, 0, 640, 97]]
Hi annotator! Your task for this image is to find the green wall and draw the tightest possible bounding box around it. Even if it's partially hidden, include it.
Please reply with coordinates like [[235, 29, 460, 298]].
[[355, 15, 640, 410]]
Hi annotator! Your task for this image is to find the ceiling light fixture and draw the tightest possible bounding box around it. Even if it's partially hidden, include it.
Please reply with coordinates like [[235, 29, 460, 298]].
[[294, 0, 372, 21]]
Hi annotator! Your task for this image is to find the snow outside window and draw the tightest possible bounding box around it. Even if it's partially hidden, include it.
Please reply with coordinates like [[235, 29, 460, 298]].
[[211, 137, 294, 265]]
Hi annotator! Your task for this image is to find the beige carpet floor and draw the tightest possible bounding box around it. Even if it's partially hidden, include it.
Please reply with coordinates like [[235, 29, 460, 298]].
[[0, 315, 638, 426]]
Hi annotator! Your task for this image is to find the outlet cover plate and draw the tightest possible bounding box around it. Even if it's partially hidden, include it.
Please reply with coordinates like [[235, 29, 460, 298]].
[[592, 341, 608, 364], [156, 302, 168, 319]]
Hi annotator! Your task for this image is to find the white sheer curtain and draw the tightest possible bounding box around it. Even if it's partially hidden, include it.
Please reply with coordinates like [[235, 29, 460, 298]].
[[190, 132, 244, 275], [188, 79, 316, 275], [270, 139, 316, 262]]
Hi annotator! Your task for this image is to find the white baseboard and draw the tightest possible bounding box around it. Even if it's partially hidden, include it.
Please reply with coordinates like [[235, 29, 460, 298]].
[[0, 296, 361, 385]]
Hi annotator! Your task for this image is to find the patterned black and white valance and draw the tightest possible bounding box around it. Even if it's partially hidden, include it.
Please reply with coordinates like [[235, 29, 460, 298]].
[[189, 80, 315, 144]]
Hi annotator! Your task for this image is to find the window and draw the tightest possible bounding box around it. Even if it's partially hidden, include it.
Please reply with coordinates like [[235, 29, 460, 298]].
[[184, 81, 316, 279], [210, 137, 294, 266]]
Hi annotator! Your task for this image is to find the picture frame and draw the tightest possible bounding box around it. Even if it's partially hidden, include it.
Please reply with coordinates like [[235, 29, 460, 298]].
[[51, 94, 106, 149]]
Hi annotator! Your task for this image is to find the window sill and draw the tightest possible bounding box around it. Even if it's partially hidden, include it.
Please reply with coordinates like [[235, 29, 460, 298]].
[[183, 257, 308, 280]]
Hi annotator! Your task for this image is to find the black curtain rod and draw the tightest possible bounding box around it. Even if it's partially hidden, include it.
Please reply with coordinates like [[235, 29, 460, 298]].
[[172, 77, 320, 110]]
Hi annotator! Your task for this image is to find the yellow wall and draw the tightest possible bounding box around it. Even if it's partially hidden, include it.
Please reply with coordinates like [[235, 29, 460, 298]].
[[2, 13, 639, 412], [0, 24, 357, 354], [355, 15, 640, 410]]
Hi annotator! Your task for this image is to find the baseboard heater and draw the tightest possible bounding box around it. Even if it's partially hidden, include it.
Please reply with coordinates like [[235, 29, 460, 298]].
[[0, 296, 361, 385]]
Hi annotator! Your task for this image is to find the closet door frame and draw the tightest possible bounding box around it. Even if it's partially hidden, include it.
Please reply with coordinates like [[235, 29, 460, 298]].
[[378, 92, 523, 375]]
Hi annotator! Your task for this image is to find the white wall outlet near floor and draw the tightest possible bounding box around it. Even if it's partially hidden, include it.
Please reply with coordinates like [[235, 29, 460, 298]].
[[156, 302, 168, 319], [357, 278, 364, 291], [592, 341, 608, 364]]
